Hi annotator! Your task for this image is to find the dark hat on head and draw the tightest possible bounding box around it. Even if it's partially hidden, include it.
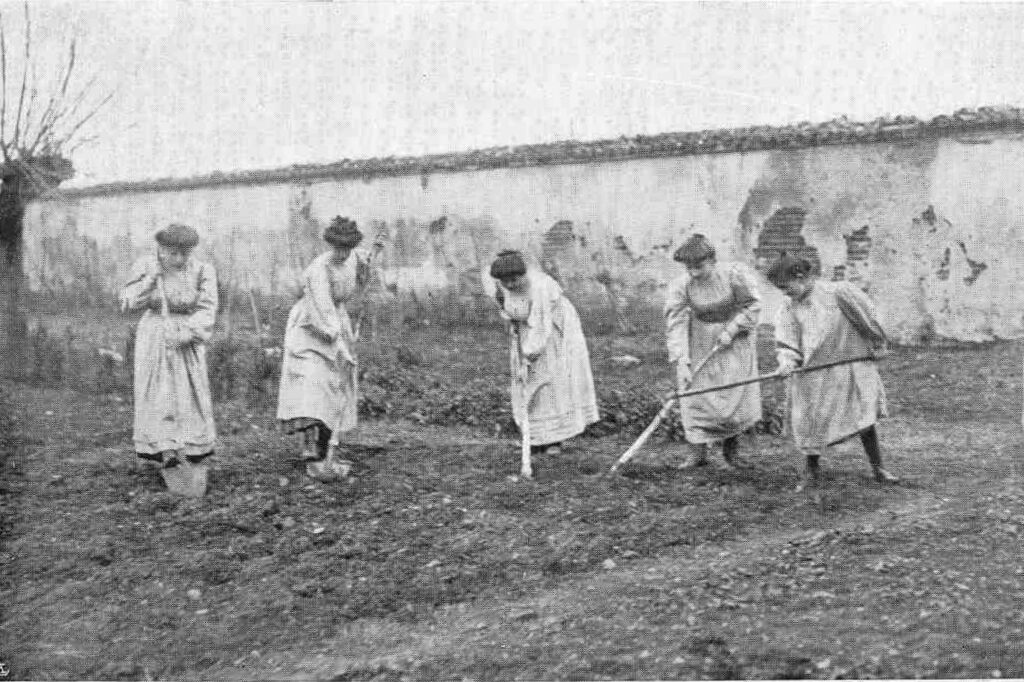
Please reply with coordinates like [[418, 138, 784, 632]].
[[155, 223, 200, 250], [673, 233, 716, 265], [324, 216, 363, 248], [490, 250, 527, 279]]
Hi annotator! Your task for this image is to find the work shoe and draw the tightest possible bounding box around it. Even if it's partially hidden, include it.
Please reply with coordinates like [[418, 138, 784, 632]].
[[873, 467, 900, 484], [306, 459, 341, 481], [161, 456, 208, 497], [794, 468, 820, 493], [307, 446, 353, 481]]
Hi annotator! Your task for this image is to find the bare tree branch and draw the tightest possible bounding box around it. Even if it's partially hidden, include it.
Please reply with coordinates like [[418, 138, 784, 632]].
[[66, 132, 99, 155], [27, 37, 75, 155], [0, 8, 9, 161], [0, 7, 115, 184], [42, 72, 99, 145], [22, 64, 38, 147], [11, 1, 31, 152], [52, 89, 113, 150]]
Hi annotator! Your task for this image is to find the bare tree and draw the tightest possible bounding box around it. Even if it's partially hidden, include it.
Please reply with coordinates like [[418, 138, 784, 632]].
[[0, 3, 111, 378]]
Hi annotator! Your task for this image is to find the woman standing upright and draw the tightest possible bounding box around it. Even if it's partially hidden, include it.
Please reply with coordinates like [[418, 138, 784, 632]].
[[664, 234, 762, 469], [277, 216, 370, 481], [119, 223, 218, 495], [490, 250, 599, 456]]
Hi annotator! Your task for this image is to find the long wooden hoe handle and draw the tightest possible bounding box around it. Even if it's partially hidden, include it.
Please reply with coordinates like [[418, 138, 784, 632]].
[[354, 227, 389, 341], [609, 342, 723, 473], [610, 352, 877, 473], [668, 354, 877, 400], [515, 323, 534, 479]]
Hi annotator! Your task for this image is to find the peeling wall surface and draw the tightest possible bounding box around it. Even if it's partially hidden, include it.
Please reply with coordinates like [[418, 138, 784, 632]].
[[25, 131, 1024, 343]]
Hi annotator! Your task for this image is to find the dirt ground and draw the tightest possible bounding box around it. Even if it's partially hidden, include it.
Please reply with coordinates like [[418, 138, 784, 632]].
[[1, 332, 1023, 680]]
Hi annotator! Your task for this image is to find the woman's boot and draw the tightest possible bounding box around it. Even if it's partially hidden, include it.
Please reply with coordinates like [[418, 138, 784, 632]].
[[307, 426, 352, 481], [305, 424, 333, 479], [324, 440, 354, 478], [161, 449, 207, 497], [300, 426, 320, 463], [795, 454, 821, 493], [861, 426, 899, 484], [721, 435, 749, 469]]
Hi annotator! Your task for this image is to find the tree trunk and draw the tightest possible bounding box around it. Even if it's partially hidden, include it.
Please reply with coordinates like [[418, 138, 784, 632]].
[[0, 171, 27, 380]]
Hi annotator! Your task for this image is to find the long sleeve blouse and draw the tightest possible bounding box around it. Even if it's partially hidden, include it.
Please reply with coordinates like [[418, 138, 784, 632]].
[[664, 262, 761, 365], [121, 255, 218, 343]]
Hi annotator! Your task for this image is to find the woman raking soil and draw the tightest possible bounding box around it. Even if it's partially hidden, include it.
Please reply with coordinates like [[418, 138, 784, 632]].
[[490, 250, 599, 467], [767, 252, 900, 494], [664, 233, 762, 469]]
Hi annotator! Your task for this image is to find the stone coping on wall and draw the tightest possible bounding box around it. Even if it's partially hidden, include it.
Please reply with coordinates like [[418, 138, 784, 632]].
[[56, 105, 1024, 198]]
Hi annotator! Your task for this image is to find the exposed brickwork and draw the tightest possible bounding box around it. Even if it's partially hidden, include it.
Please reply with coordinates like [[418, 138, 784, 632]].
[[839, 224, 872, 286], [753, 207, 821, 274], [844, 225, 871, 262]]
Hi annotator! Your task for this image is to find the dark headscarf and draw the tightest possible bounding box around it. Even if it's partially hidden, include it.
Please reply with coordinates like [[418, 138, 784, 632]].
[[673, 233, 716, 265], [155, 223, 199, 250], [324, 216, 363, 248], [489, 250, 527, 279]]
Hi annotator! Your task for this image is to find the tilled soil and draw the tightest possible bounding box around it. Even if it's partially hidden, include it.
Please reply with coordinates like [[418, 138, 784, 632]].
[[2, 340, 1022, 680]]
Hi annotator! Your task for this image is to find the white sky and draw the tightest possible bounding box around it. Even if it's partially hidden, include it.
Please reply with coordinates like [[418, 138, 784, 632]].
[[7, 1, 1024, 186]]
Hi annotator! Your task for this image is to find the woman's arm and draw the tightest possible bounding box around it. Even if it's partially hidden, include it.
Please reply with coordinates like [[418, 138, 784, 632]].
[[835, 283, 887, 349], [722, 263, 762, 341], [520, 279, 554, 359], [303, 257, 343, 342], [774, 298, 803, 372], [119, 256, 160, 312], [663, 277, 691, 365], [181, 262, 219, 343]]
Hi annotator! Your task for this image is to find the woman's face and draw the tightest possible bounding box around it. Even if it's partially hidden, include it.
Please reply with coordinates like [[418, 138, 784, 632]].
[[685, 258, 716, 280], [331, 245, 353, 262], [157, 245, 189, 270], [780, 275, 813, 300], [499, 274, 526, 292]]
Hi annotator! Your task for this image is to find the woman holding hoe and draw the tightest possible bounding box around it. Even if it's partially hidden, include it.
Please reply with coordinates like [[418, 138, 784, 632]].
[[664, 233, 762, 469], [490, 250, 599, 460], [120, 223, 218, 496], [277, 216, 372, 481], [767, 252, 899, 492]]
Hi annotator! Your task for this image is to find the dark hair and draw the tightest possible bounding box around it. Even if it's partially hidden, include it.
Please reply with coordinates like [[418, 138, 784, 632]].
[[490, 249, 527, 279], [323, 216, 363, 247], [155, 223, 199, 249], [766, 252, 814, 287], [673, 233, 716, 265]]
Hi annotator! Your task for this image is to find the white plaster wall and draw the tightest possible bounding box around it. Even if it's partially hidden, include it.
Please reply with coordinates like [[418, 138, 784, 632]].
[[22, 134, 1024, 343]]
